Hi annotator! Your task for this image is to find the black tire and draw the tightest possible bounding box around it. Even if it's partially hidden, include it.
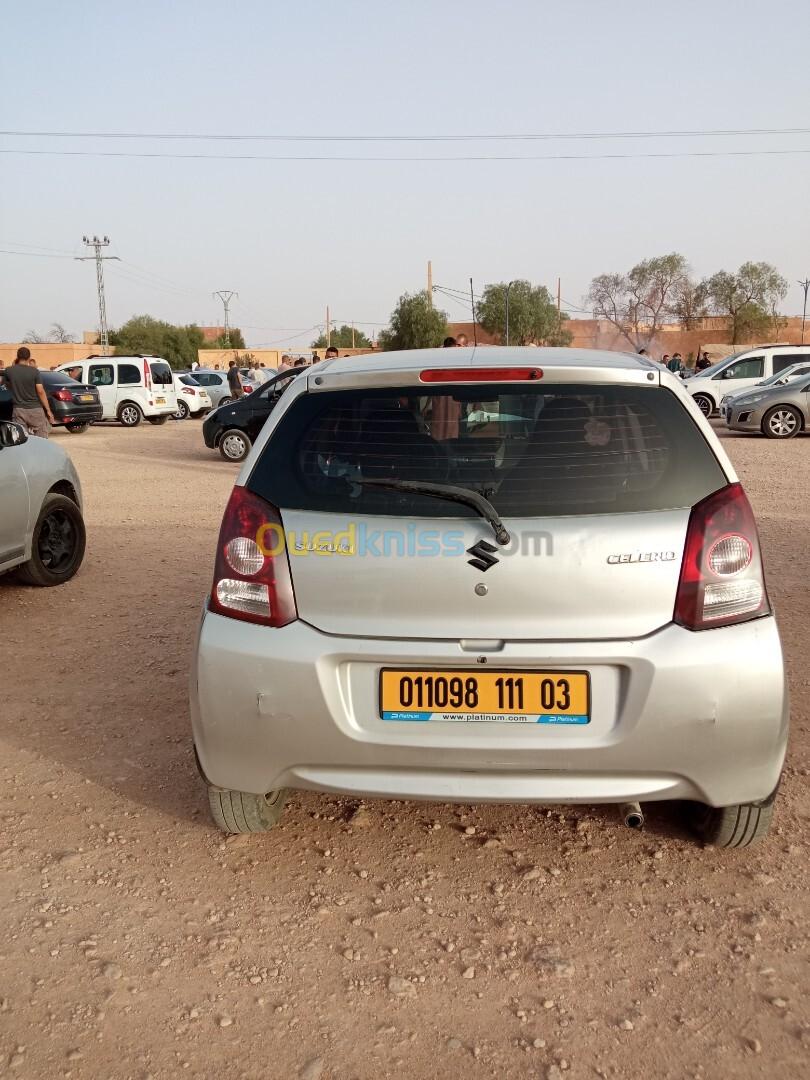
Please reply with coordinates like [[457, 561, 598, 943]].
[[16, 493, 86, 587], [689, 790, 777, 848], [219, 428, 252, 462], [173, 400, 190, 420], [146, 414, 169, 426], [219, 396, 234, 407], [118, 402, 142, 427], [65, 423, 88, 435], [693, 394, 714, 418], [762, 405, 802, 439], [207, 786, 286, 833]]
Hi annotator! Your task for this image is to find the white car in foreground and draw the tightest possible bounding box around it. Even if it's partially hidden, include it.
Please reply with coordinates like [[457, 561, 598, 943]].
[[0, 420, 85, 585]]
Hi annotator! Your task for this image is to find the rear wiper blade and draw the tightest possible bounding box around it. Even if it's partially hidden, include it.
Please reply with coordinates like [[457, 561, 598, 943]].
[[357, 479, 510, 546]]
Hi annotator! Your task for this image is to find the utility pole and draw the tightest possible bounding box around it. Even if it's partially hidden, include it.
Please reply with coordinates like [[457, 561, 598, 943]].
[[799, 279, 810, 344], [75, 235, 119, 355], [213, 291, 238, 348], [470, 278, 477, 346], [427, 260, 433, 306], [326, 306, 331, 347], [504, 280, 518, 347], [351, 322, 356, 349], [556, 277, 562, 333]]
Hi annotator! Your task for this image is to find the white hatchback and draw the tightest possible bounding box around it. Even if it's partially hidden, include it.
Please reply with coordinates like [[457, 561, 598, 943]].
[[686, 344, 810, 417]]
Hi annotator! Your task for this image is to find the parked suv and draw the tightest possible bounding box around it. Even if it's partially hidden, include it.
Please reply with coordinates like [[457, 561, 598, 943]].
[[686, 344, 810, 417], [191, 348, 788, 847], [56, 355, 177, 427]]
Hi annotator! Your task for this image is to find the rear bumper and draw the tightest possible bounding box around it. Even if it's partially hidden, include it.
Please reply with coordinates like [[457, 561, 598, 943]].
[[51, 403, 103, 425], [190, 611, 789, 808]]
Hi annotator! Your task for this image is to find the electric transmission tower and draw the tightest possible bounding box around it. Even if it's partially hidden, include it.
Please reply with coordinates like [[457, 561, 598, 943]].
[[75, 235, 119, 354], [213, 290, 238, 348]]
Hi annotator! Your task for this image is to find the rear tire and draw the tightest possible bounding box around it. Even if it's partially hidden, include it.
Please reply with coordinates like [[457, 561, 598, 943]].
[[118, 403, 142, 427], [219, 396, 234, 407], [207, 786, 286, 833], [65, 423, 88, 434], [689, 790, 777, 847], [173, 400, 190, 420], [16, 493, 86, 587], [693, 394, 714, 418], [762, 405, 802, 439], [219, 428, 252, 462], [147, 414, 169, 426]]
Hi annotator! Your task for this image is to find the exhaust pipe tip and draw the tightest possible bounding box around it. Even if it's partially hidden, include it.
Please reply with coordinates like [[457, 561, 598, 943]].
[[619, 802, 645, 829]]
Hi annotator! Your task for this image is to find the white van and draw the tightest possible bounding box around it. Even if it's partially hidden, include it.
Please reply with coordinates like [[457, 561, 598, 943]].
[[56, 355, 177, 427], [686, 344, 810, 417]]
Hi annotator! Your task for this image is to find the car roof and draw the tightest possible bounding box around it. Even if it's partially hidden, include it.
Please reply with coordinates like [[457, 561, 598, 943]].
[[308, 346, 656, 378]]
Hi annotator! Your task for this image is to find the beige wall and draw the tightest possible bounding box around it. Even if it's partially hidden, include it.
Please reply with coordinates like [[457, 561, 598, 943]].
[[196, 346, 376, 369], [0, 342, 102, 368]]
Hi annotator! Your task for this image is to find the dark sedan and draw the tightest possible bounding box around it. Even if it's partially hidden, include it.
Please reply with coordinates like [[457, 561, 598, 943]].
[[0, 369, 103, 433], [202, 369, 299, 461]]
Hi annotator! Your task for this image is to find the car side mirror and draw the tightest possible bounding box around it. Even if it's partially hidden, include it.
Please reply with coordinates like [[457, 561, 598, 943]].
[[0, 421, 28, 448]]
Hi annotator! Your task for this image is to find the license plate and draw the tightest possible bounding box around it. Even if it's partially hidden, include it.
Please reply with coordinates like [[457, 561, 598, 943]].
[[155, 397, 166, 404], [78, 394, 94, 402], [380, 669, 590, 724]]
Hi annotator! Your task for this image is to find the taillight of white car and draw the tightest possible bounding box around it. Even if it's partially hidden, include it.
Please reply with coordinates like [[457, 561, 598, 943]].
[[674, 483, 771, 630], [209, 487, 297, 628]]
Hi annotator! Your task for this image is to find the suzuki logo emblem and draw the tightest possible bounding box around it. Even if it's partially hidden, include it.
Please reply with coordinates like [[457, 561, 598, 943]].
[[467, 539, 499, 572]]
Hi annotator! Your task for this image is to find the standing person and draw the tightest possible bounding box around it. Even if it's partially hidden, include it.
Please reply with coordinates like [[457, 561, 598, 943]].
[[226, 359, 244, 399], [191, 359, 200, 372], [293, 357, 308, 369], [324, 346, 338, 360], [1, 347, 55, 437], [442, 336, 457, 347], [696, 351, 712, 371], [455, 333, 469, 347], [668, 352, 683, 374], [662, 354, 671, 368], [277, 354, 292, 373]]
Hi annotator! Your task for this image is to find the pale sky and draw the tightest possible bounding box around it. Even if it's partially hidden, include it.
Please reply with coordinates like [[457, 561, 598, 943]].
[[2, 0, 809, 347]]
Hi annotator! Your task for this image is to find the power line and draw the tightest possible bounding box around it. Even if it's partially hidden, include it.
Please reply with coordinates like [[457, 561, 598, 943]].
[[0, 248, 75, 259], [2, 126, 809, 142], [1, 147, 809, 163]]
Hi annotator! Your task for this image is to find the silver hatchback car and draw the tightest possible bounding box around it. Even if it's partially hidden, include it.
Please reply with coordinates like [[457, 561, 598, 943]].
[[725, 374, 810, 439], [191, 349, 788, 846]]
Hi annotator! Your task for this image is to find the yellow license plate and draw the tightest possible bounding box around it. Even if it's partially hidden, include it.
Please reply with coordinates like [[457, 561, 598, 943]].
[[79, 394, 94, 402], [156, 397, 166, 404], [380, 669, 590, 725]]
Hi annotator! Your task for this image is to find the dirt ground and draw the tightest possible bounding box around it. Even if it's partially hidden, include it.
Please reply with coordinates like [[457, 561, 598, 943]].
[[1, 419, 808, 1080]]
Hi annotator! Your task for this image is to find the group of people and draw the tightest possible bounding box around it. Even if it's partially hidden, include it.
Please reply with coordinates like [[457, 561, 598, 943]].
[[637, 348, 712, 375]]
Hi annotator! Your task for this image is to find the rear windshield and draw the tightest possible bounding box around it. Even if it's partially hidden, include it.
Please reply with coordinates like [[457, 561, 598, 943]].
[[249, 384, 727, 518], [150, 362, 174, 386]]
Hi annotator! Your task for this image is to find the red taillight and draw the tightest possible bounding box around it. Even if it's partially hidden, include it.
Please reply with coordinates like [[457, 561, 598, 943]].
[[244, 384, 253, 393], [674, 483, 770, 631], [182, 387, 195, 396], [420, 367, 543, 383], [208, 487, 297, 628], [52, 388, 73, 402], [143, 360, 152, 390]]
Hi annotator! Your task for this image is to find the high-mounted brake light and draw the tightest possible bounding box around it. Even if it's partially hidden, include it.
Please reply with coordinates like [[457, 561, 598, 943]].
[[419, 367, 543, 383], [209, 487, 297, 628], [674, 483, 770, 631]]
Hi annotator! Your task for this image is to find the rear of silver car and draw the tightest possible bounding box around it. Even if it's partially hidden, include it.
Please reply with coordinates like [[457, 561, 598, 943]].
[[191, 350, 788, 845]]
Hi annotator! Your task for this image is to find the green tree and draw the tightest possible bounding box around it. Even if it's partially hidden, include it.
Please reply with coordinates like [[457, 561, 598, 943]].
[[378, 291, 448, 351], [311, 325, 372, 349], [201, 328, 246, 350], [586, 253, 690, 349], [109, 315, 206, 369], [706, 262, 788, 344], [476, 280, 571, 346]]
